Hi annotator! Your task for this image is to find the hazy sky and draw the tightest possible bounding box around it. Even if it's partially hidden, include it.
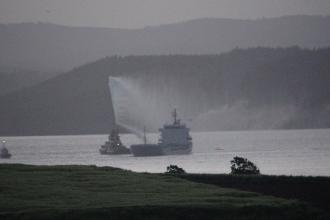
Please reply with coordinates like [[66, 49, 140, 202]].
[[1, 0, 330, 29]]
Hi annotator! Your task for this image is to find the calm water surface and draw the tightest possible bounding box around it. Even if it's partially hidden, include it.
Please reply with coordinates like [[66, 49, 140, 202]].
[[1, 129, 330, 176]]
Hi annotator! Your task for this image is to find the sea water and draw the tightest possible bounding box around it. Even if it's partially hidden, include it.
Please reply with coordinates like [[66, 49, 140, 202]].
[[1, 129, 330, 176]]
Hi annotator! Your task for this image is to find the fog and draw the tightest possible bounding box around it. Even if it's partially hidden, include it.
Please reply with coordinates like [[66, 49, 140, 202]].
[[108, 75, 299, 133], [2, 16, 330, 71], [109, 76, 180, 133], [1, 0, 330, 28]]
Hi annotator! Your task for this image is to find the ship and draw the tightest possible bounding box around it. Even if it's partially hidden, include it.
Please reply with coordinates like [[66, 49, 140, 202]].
[[0, 141, 11, 159], [99, 129, 131, 155], [130, 109, 192, 157]]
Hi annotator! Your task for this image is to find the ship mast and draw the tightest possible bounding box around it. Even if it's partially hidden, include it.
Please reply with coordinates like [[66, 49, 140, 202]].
[[143, 126, 147, 144], [172, 108, 177, 124]]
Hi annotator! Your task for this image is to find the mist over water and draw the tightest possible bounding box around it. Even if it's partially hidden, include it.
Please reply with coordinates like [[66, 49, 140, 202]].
[[193, 103, 298, 131], [108, 76, 184, 133], [108, 77, 145, 139], [108, 75, 299, 133]]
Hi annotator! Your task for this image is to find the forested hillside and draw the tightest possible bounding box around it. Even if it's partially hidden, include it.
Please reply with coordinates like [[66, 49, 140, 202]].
[[0, 69, 58, 96], [0, 47, 329, 135], [1, 15, 329, 71]]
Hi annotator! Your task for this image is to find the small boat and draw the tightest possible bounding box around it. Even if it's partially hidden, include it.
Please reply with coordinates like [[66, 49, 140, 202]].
[[0, 141, 11, 159], [99, 129, 130, 155], [130, 109, 192, 157]]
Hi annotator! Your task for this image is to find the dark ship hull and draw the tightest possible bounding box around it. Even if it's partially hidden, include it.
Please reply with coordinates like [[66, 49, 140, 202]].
[[130, 144, 163, 156], [130, 143, 192, 157], [130, 109, 193, 157], [0, 153, 11, 159], [99, 145, 130, 155]]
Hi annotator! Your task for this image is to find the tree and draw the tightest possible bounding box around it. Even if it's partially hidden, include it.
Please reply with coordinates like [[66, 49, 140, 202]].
[[165, 165, 186, 175], [230, 156, 260, 175]]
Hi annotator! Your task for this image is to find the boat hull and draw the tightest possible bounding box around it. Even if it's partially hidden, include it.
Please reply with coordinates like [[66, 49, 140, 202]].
[[130, 144, 163, 157], [130, 143, 192, 157], [0, 153, 11, 159], [99, 145, 130, 155]]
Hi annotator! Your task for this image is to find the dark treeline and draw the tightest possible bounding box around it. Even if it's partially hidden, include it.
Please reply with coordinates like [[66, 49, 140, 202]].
[[0, 47, 329, 135]]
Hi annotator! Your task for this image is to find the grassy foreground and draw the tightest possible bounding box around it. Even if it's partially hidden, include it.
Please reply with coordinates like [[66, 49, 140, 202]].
[[0, 164, 326, 220]]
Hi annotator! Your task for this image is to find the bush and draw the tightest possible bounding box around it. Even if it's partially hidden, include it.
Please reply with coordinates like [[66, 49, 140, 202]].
[[230, 156, 260, 175], [165, 165, 186, 175]]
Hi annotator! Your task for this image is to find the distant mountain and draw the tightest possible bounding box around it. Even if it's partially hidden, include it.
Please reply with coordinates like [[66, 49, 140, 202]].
[[0, 68, 59, 96], [0, 15, 329, 71], [0, 47, 329, 136]]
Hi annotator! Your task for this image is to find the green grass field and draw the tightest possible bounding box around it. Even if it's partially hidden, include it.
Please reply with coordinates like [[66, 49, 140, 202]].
[[0, 164, 326, 220]]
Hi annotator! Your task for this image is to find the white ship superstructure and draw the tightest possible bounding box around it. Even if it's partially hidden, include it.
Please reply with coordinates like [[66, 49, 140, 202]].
[[159, 109, 192, 155], [130, 109, 192, 156]]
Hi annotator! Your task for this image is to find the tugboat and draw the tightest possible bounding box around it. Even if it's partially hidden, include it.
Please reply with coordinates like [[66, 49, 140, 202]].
[[99, 129, 130, 155], [0, 141, 11, 159], [130, 109, 192, 157]]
